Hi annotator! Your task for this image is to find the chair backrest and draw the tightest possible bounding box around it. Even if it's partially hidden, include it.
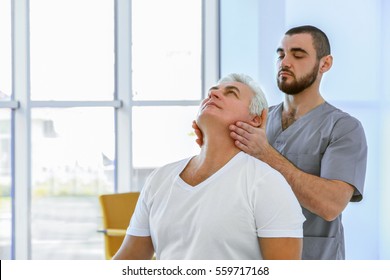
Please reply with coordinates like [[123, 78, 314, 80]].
[[99, 192, 140, 259]]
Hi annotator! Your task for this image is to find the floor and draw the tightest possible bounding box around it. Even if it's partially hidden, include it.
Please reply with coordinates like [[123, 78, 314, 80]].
[[1, 196, 107, 260]]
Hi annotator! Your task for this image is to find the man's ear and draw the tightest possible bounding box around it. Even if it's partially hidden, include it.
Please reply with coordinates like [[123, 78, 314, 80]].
[[249, 115, 262, 128], [319, 55, 333, 74]]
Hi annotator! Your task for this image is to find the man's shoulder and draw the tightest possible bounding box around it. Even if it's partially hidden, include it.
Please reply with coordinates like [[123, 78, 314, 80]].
[[269, 101, 357, 119], [240, 153, 281, 176], [152, 157, 190, 176], [321, 102, 364, 128], [268, 103, 283, 114], [241, 154, 295, 197], [141, 157, 190, 195]]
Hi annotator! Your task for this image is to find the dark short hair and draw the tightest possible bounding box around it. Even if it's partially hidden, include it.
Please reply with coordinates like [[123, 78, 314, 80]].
[[285, 25, 331, 60]]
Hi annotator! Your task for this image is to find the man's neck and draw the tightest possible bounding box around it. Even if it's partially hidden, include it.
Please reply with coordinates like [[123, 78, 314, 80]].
[[180, 129, 240, 186], [282, 88, 325, 130]]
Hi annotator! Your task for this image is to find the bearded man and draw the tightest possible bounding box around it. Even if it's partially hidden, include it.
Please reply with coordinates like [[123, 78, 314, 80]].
[[195, 26, 368, 260]]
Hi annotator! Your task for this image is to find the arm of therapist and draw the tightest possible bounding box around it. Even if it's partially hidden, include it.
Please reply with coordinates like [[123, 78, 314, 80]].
[[229, 110, 354, 222], [112, 235, 154, 260]]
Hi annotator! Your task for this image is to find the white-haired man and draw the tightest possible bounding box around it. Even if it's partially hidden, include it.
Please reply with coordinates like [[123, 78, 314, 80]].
[[113, 73, 305, 260]]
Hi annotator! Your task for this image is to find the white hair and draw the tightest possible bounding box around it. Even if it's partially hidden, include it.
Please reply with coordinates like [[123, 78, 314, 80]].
[[217, 73, 268, 116]]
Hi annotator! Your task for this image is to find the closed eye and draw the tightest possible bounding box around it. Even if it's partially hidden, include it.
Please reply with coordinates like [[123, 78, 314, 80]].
[[276, 48, 285, 60], [293, 53, 305, 59], [291, 48, 308, 59], [224, 86, 240, 98], [227, 90, 238, 97]]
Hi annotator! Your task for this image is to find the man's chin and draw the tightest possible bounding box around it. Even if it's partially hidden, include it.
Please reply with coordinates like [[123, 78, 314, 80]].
[[277, 82, 301, 95]]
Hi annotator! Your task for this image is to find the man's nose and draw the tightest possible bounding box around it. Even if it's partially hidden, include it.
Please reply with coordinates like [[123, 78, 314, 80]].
[[209, 89, 222, 99], [280, 55, 292, 68]]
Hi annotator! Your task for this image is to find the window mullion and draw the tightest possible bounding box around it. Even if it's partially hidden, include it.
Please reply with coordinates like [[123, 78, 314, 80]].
[[115, 0, 133, 193], [12, 0, 31, 260], [30, 100, 122, 108], [0, 101, 19, 109], [202, 0, 220, 97]]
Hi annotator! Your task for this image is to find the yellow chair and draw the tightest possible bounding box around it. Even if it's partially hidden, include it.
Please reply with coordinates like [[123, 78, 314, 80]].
[[99, 192, 140, 259]]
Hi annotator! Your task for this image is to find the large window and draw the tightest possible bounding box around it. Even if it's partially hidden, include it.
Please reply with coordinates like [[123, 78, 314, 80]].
[[8, 0, 218, 259]]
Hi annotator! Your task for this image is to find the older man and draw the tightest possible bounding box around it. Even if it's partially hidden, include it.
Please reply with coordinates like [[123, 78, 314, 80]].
[[113, 73, 305, 260]]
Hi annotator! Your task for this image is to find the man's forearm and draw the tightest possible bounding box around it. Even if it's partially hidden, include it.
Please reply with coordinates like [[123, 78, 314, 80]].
[[262, 146, 354, 221], [228, 120, 354, 220]]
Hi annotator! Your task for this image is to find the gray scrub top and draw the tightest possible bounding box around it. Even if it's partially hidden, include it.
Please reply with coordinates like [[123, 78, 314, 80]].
[[267, 102, 367, 260]]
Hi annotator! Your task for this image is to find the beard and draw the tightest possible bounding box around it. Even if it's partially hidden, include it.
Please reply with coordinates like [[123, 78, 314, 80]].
[[277, 61, 320, 95]]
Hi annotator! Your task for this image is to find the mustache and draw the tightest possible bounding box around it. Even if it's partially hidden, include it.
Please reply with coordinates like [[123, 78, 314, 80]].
[[278, 68, 295, 77], [201, 100, 221, 110]]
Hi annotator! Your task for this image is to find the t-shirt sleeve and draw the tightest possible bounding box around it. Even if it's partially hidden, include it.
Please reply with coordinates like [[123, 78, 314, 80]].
[[320, 116, 367, 201], [126, 186, 151, 236], [253, 169, 305, 238], [126, 170, 158, 237]]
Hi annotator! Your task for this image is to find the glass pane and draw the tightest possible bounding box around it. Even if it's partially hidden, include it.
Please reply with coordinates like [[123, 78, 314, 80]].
[[132, 106, 200, 189], [0, 109, 12, 260], [132, 0, 202, 101], [29, 0, 114, 101], [0, 0, 12, 99], [31, 108, 115, 259]]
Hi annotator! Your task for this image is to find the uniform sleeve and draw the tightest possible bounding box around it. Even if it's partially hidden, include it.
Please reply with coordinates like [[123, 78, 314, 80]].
[[253, 169, 305, 238], [321, 116, 367, 201]]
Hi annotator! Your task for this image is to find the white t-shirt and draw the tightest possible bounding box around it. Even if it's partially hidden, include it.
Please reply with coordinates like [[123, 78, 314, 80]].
[[127, 152, 305, 260]]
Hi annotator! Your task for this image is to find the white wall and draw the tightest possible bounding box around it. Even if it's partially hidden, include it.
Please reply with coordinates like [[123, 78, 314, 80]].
[[379, 0, 390, 260], [220, 0, 389, 259]]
